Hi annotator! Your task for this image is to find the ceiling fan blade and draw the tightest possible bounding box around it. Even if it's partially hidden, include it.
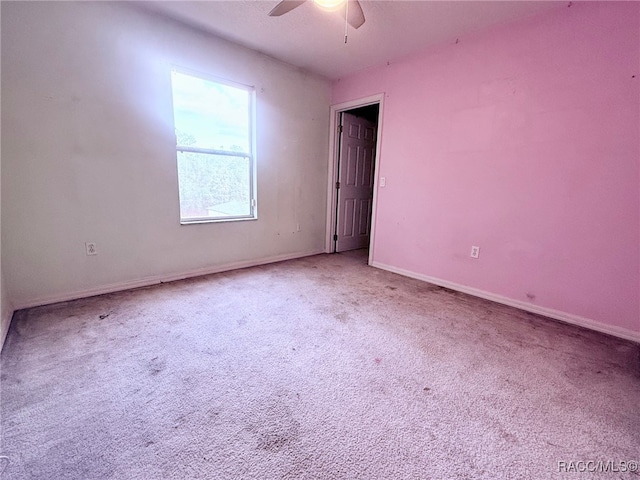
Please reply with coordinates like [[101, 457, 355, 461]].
[[345, 0, 365, 29], [268, 0, 305, 17]]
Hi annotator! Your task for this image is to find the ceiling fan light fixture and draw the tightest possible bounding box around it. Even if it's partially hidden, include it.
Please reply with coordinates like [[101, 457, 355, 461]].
[[312, 0, 345, 12]]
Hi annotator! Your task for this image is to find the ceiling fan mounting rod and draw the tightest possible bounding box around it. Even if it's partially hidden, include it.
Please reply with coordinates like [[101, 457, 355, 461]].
[[344, 0, 349, 44]]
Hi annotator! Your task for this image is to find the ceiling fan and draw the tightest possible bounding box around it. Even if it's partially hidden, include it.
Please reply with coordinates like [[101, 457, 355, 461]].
[[268, 0, 366, 30]]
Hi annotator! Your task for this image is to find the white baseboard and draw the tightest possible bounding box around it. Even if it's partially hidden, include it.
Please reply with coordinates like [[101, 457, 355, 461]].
[[14, 249, 325, 311], [10, 253, 639, 344], [371, 261, 640, 344], [1, 306, 14, 352]]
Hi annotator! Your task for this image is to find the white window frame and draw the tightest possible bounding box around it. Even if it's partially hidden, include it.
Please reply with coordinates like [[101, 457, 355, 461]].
[[171, 67, 257, 224]]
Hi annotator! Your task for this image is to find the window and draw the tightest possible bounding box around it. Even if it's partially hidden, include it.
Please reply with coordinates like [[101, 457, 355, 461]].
[[170, 69, 255, 223]]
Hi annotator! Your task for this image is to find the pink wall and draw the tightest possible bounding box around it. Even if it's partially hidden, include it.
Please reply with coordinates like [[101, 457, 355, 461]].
[[333, 2, 640, 335]]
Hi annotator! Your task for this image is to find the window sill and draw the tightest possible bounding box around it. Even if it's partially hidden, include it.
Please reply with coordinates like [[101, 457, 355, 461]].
[[180, 216, 257, 225]]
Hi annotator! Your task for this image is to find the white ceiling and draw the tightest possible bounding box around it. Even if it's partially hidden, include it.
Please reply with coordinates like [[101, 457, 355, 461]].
[[139, 0, 564, 80]]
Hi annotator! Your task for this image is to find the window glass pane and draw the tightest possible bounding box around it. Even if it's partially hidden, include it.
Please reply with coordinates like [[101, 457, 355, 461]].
[[171, 70, 250, 153], [177, 151, 251, 219]]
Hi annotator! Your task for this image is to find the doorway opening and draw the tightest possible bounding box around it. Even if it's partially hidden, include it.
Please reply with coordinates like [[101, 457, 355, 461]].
[[325, 94, 383, 264]]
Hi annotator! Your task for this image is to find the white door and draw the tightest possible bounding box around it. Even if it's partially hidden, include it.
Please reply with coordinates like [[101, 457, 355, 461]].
[[335, 112, 377, 252]]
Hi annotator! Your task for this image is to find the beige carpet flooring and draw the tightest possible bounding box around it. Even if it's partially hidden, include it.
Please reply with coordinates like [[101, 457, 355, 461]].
[[1, 250, 639, 479]]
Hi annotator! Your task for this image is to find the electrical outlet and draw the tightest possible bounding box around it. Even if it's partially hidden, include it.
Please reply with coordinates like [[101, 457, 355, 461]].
[[470, 246, 480, 259], [296, 223, 301, 232], [380, 176, 386, 187], [86, 242, 97, 256]]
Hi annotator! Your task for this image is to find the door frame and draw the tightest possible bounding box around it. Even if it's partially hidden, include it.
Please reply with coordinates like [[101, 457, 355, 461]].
[[324, 93, 385, 264]]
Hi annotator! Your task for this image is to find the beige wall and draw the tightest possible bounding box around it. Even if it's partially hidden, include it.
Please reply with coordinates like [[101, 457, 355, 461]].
[[1, 2, 330, 308]]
